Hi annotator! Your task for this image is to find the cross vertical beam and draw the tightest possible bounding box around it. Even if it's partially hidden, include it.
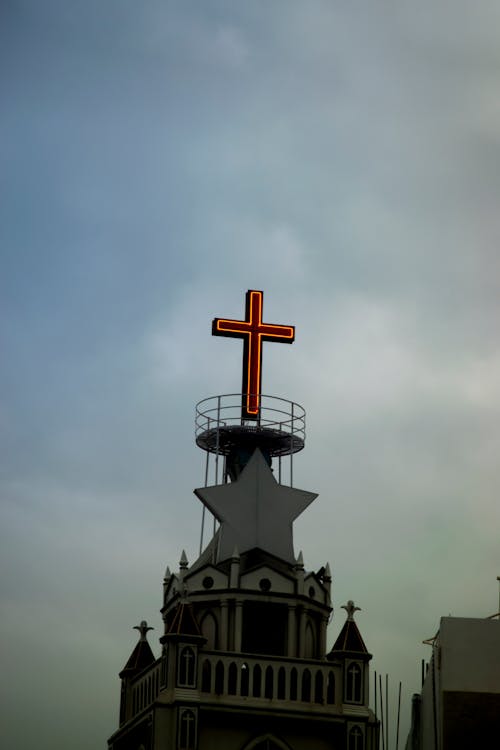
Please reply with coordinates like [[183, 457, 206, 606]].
[[212, 290, 295, 420]]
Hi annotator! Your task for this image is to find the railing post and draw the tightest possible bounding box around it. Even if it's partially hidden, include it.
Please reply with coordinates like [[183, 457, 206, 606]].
[[215, 396, 221, 485]]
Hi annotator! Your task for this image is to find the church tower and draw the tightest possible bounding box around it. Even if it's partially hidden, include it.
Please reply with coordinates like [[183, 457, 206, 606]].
[[108, 290, 379, 750]]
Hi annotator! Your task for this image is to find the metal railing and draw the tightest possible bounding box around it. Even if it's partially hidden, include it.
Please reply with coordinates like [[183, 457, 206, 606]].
[[195, 394, 305, 458]]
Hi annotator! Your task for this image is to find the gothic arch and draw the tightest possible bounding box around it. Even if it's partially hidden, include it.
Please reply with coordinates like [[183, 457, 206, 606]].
[[346, 662, 362, 703], [201, 659, 211, 692], [228, 662, 237, 695], [200, 611, 218, 649], [304, 619, 316, 659], [178, 646, 196, 686], [242, 734, 293, 750]]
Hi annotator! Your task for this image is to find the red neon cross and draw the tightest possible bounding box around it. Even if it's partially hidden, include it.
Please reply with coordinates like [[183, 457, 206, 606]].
[[212, 290, 295, 420]]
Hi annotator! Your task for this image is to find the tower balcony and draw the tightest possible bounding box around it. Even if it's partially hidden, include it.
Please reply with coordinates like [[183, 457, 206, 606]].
[[195, 394, 305, 485], [129, 652, 343, 720]]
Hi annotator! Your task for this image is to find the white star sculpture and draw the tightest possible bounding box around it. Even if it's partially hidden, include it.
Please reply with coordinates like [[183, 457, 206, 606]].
[[194, 449, 317, 563]]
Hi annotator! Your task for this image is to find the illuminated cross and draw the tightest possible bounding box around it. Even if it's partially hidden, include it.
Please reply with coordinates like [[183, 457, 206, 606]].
[[212, 290, 295, 420]]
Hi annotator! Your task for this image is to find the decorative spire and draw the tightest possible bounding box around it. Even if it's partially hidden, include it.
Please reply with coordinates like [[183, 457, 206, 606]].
[[179, 550, 188, 570], [329, 601, 369, 656], [342, 600, 361, 621], [133, 620, 154, 642], [164, 565, 171, 580]]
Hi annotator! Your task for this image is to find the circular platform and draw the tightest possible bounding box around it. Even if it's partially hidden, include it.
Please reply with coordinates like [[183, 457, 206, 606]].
[[195, 394, 305, 458]]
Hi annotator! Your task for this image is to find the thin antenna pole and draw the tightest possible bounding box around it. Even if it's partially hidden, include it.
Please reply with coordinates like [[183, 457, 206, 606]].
[[421, 659, 425, 688], [395, 681, 402, 750], [386, 674, 389, 750], [374, 670, 377, 720], [497, 575, 500, 617], [379, 673, 385, 750]]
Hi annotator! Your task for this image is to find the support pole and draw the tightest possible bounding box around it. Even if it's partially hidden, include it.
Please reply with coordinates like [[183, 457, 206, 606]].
[[379, 673, 385, 750], [395, 681, 402, 750]]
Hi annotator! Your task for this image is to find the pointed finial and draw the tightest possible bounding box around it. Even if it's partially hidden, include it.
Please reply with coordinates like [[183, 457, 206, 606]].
[[324, 562, 332, 581], [295, 551, 304, 568], [179, 550, 188, 570], [164, 565, 171, 580], [341, 600, 361, 621], [133, 620, 154, 641]]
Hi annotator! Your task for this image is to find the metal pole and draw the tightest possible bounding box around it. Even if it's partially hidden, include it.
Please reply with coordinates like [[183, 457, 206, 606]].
[[215, 396, 221, 485], [379, 673, 385, 750], [497, 576, 500, 617], [290, 402, 294, 487], [199, 506, 205, 556], [204, 431, 210, 486], [386, 674, 389, 750], [395, 681, 402, 750], [374, 670, 377, 719]]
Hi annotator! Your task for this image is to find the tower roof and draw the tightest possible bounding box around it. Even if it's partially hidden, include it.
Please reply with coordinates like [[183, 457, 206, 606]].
[[120, 621, 155, 677], [167, 601, 203, 638], [329, 600, 369, 655]]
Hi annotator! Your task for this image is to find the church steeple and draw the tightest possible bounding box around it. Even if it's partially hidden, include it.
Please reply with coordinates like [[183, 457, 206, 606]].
[[109, 290, 379, 750]]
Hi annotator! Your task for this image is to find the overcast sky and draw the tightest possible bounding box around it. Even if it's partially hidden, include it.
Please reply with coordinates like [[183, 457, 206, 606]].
[[2, 2, 500, 748]]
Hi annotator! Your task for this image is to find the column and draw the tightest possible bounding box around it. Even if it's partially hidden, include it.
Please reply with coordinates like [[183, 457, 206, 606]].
[[220, 599, 229, 651], [234, 600, 243, 652], [287, 604, 297, 657]]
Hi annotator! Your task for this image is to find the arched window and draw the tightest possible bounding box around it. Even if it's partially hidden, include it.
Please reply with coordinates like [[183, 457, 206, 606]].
[[346, 662, 362, 703], [179, 708, 196, 749], [160, 645, 168, 687], [228, 662, 237, 695], [215, 660, 224, 694], [290, 667, 298, 701], [314, 670, 323, 703], [277, 667, 286, 700], [265, 665, 274, 699], [200, 611, 218, 650], [348, 725, 364, 750], [253, 664, 262, 697], [201, 659, 211, 693], [301, 668, 311, 702], [178, 646, 196, 687], [241, 663, 249, 696], [327, 670, 335, 704], [304, 620, 316, 659]]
